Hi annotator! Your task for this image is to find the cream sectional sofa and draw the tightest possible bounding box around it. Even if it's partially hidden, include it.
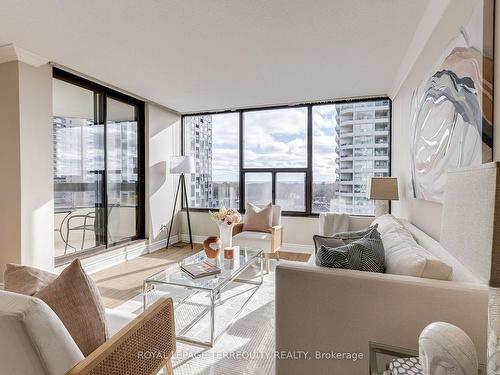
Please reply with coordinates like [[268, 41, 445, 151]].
[[275, 215, 488, 375]]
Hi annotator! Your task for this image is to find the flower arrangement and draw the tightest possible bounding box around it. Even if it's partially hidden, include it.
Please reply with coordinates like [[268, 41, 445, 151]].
[[209, 207, 242, 226]]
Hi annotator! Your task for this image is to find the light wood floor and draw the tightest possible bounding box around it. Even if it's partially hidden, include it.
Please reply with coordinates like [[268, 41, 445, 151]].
[[93, 243, 311, 309], [93, 243, 201, 308]]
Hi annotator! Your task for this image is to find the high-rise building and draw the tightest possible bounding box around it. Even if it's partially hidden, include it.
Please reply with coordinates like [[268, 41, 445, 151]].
[[332, 100, 390, 215], [184, 115, 214, 207]]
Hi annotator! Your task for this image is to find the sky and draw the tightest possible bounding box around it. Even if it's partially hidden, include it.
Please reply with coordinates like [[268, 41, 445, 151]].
[[210, 106, 338, 183]]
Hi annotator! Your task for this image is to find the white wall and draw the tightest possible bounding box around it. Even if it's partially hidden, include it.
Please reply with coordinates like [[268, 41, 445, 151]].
[[390, 0, 484, 240], [0, 60, 54, 279], [18, 62, 54, 270], [146, 104, 182, 246], [0, 61, 22, 278]]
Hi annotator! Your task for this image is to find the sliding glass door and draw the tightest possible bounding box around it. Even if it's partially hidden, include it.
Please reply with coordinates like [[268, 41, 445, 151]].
[[106, 98, 141, 245], [53, 69, 144, 262]]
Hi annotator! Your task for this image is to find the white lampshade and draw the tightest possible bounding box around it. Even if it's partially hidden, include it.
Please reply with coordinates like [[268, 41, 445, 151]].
[[170, 156, 195, 174], [367, 177, 399, 200]]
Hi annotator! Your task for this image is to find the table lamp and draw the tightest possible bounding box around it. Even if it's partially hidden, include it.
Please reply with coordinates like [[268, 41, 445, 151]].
[[367, 177, 399, 217]]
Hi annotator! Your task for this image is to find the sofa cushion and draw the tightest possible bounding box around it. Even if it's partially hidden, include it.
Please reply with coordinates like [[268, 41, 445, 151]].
[[372, 214, 452, 280], [0, 290, 84, 375], [332, 224, 379, 244], [34, 259, 108, 356], [243, 203, 273, 233], [312, 235, 345, 254], [4, 263, 57, 296], [315, 227, 385, 273]]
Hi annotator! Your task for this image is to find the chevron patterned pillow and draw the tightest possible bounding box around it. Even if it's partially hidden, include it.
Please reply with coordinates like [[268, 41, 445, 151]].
[[332, 224, 378, 244], [315, 226, 385, 273]]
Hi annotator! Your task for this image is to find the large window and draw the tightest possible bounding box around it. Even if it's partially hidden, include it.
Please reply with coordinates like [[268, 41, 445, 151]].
[[53, 70, 145, 262], [182, 99, 390, 216], [183, 113, 239, 209], [243, 108, 308, 168]]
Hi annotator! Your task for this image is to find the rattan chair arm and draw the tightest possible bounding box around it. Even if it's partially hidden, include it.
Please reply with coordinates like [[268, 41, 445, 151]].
[[66, 298, 176, 375]]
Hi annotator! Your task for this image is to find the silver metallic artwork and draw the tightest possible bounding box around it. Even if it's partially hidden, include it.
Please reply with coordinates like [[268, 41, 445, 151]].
[[410, 1, 493, 202]]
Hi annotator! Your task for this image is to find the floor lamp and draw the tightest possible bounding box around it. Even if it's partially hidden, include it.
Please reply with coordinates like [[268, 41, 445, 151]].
[[166, 156, 194, 249]]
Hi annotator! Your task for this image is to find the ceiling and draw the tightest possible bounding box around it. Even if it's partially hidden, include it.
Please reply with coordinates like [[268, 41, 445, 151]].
[[0, 0, 429, 113]]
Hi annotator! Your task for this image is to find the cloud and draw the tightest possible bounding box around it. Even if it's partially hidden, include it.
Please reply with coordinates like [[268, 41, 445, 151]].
[[242, 108, 308, 168]]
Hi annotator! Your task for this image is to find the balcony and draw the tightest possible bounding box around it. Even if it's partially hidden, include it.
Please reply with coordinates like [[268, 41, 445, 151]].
[[339, 105, 354, 115], [338, 191, 354, 197], [355, 102, 375, 109], [340, 132, 353, 138]]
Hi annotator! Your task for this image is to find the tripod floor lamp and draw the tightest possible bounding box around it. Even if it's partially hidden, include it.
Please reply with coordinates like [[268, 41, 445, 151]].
[[166, 156, 194, 249]]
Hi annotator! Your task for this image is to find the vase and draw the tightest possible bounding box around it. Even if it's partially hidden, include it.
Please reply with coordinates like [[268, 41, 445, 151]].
[[217, 222, 234, 250], [203, 236, 222, 259]]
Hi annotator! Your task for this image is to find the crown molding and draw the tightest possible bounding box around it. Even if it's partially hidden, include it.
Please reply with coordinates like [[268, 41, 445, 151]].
[[0, 43, 48, 67]]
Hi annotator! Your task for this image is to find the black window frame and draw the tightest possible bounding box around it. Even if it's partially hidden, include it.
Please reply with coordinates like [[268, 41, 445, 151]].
[[181, 97, 391, 217], [53, 68, 146, 265]]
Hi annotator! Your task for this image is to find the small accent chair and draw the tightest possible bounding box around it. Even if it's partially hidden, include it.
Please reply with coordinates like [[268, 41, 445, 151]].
[[232, 204, 283, 273], [0, 290, 176, 375]]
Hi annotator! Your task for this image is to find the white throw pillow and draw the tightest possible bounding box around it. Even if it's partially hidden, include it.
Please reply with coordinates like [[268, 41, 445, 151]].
[[373, 215, 452, 280]]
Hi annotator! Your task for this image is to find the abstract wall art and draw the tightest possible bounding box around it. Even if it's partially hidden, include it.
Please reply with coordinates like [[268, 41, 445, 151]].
[[410, 0, 494, 203]]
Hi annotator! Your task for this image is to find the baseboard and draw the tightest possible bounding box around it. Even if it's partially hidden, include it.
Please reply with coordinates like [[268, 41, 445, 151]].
[[82, 241, 149, 274], [82, 235, 179, 274], [180, 234, 208, 244], [179, 233, 313, 253], [149, 235, 179, 253]]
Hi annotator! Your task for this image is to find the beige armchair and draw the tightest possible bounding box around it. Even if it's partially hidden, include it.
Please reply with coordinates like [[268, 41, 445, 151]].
[[0, 290, 176, 375], [232, 204, 283, 273]]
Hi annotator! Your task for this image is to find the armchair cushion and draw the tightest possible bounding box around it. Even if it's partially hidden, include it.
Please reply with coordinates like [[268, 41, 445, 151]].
[[243, 203, 273, 233], [0, 290, 84, 375], [105, 308, 137, 336], [233, 231, 273, 251]]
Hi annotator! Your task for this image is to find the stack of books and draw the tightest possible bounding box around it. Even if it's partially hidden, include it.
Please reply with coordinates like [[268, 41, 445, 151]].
[[181, 261, 221, 279]]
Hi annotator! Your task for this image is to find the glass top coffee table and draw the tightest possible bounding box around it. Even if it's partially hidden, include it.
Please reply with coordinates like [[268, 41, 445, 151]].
[[143, 246, 263, 347]]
